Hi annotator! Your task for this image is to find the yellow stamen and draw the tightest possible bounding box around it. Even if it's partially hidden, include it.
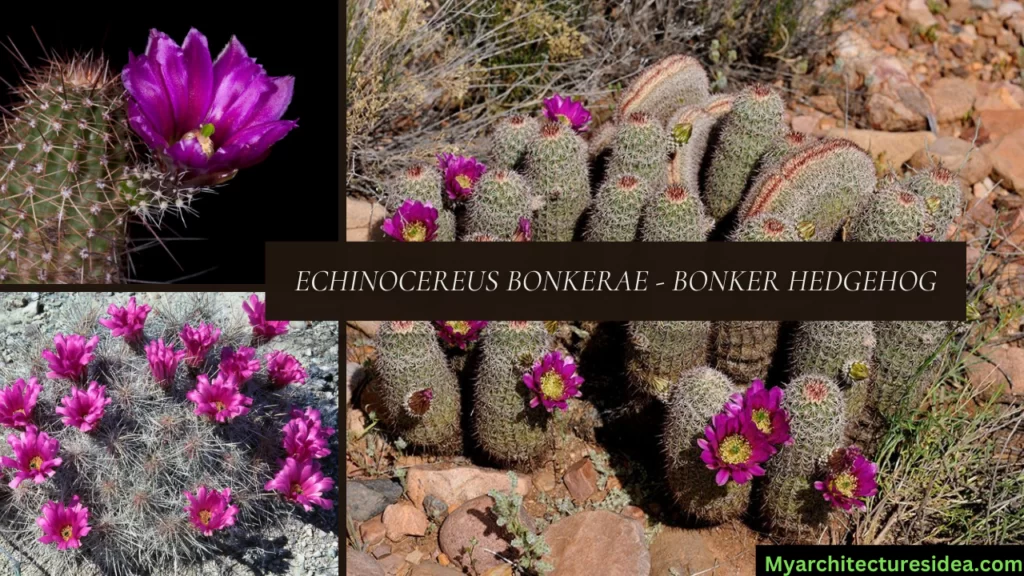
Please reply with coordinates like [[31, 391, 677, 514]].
[[199, 510, 212, 525], [447, 321, 471, 335], [181, 129, 215, 159], [718, 435, 752, 465], [29, 456, 43, 470], [402, 222, 428, 242], [291, 483, 304, 496], [833, 471, 858, 498], [752, 408, 772, 435], [455, 174, 473, 190], [60, 525, 73, 541], [539, 369, 565, 400], [13, 408, 25, 415], [556, 114, 572, 126], [214, 401, 226, 412]]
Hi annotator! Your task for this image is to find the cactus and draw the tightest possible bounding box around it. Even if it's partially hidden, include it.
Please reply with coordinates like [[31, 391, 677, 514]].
[[703, 94, 736, 119], [739, 138, 876, 241], [704, 85, 787, 220], [666, 105, 716, 194], [490, 114, 539, 171], [626, 321, 710, 399], [873, 321, 948, 417], [760, 132, 814, 169], [372, 321, 462, 451], [473, 321, 554, 466], [584, 174, 648, 242], [710, 321, 780, 384], [791, 322, 876, 427], [730, 214, 800, 241], [763, 374, 845, 543], [606, 112, 671, 190], [663, 367, 749, 523], [464, 169, 533, 241], [639, 185, 714, 242], [903, 167, 963, 239], [526, 121, 590, 241], [616, 54, 710, 126], [847, 182, 928, 242], [381, 164, 444, 211]]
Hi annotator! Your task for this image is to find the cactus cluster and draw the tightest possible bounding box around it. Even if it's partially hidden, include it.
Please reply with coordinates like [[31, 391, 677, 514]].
[[790, 322, 875, 434]]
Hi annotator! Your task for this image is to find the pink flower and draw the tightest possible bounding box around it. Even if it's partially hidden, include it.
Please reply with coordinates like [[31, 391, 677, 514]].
[[815, 446, 879, 511], [542, 94, 592, 132], [726, 379, 793, 447], [180, 321, 222, 368], [145, 339, 186, 388], [434, 321, 488, 350], [56, 382, 111, 432], [242, 294, 289, 342], [1, 425, 62, 489], [186, 374, 252, 423], [97, 297, 152, 342], [184, 486, 239, 536], [219, 346, 261, 385], [264, 457, 334, 511], [282, 407, 335, 461], [437, 153, 487, 201], [697, 411, 775, 486], [522, 351, 584, 412], [0, 377, 42, 429], [512, 218, 532, 242], [37, 495, 91, 550], [265, 351, 307, 387], [41, 334, 98, 381], [381, 200, 439, 242]]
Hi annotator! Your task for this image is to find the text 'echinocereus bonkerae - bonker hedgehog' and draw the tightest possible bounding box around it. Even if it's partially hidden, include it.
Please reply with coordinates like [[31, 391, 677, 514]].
[[0, 29, 296, 284], [0, 293, 334, 574]]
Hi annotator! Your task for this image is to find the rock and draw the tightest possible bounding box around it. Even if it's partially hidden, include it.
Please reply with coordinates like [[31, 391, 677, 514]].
[[977, 20, 1001, 38], [989, 128, 1024, 191], [649, 524, 758, 576], [620, 506, 646, 523], [1000, 2, 1024, 19], [827, 128, 937, 168], [967, 246, 982, 274], [349, 320, 382, 338], [347, 549, 386, 576], [902, 0, 939, 28], [382, 502, 429, 541], [927, 78, 977, 124], [908, 137, 993, 185], [373, 544, 392, 559], [809, 94, 840, 115], [977, 109, 1024, 141], [348, 479, 404, 522], [480, 567, 514, 576], [868, 92, 929, 132], [966, 345, 1024, 400], [533, 462, 557, 492], [791, 115, 822, 134], [563, 458, 599, 503], [965, 196, 998, 227], [971, 0, 994, 8], [360, 517, 387, 547], [377, 553, 407, 575], [406, 464, 532, 512], [423, 494, 449, 523], [976, 83, 1024, 112], [347, 196, 385, 242], [410, 564, 465, 576], [439, 495, 532, 574], [541, 510, 650, 576]]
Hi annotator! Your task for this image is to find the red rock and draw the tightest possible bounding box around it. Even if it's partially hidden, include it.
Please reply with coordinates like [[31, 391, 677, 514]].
[[620, 505, 646, 522], [965, 196, 998, 227], [976, 83, 1024, 113], [348, 548, 386, 576], [827, 128, 935, 168], [409, 564, 464, 576], [541, 510, 650, 576], [927, 78, 977, 124], [347, 196, 385, 242], [977, 110, 1024, 141], [791, 115, 822, 135], [405, 464, 532, 512], [966, 345, 1024, 401], [989, 128, 1024, 191], [438, 495, 532, 574], [563, 458, 599, 503], [382, 502, 429, 541], [649, 523, 759, 576], [360, 516, 387, 547]]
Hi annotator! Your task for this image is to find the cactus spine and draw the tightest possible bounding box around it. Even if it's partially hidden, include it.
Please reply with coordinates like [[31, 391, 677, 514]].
[[584, 174, 648, 242], [372, 321, 462, 452], [606, 112, 670, 190], [382, 164, 444, 211], [847, 182, 928, 242], [711, 321, 780, 385], [639, 185, 714, 242], [626, 321, 710, 399], [873, 321, 948, 417], [473, 321, 554, 466], [791, 322, 876, 427], [663, 367, 749, 523], [616, 54, 710, 126], [904, 167, 963, 239], [463, 169, 533, 241], [490, 113, 538, 171], [526, 121, 590, 241], [730, 214, 800, 241]]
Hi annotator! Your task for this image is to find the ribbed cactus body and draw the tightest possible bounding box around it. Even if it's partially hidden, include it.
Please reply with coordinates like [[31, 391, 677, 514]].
[[791, 322, 876, 426], [382, 164, 444, 211], [763, 374, 845, 543], [490, 113, 538, 170], [730, 214, 800, 241], [585, 174, 648, 242], [463, 169, 532, 240], [436, 209, 457, 242], [873, 321, 948, 417], [617, 54, 710, 126], [847, 182, 927, 242], [760, 132, 813, 169], [527, 121, 590, 241], [639, 185, 714, 242], [473, 321, 554, 466], [626, 321, 710, 399], [704, 85, 787, 220], [703, 94, 736, 119], [739, 138, 876, 241], [711, 321, 780, 384], [663, 367, 749, 523], [667, 105, 715, 194], [606, 112, 670, 190], [904, 167, 963, 239], [372, 321, 463, 452]]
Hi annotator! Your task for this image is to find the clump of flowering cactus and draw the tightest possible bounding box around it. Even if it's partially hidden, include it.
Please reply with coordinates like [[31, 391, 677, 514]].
[[815, 446, 878, 511], [98, 297, 152, 342], [56, 382, 111, 432], [37, 496, 91, 550], [42, 334, 98, 382], [0, 377, 42, 428]]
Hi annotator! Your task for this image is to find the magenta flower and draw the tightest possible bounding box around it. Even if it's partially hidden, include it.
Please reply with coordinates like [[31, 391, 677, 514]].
[[696, 411, 774, 486], [219, 346, 261, 385], [0, 377, 42, 429], [523, 351, 584, 412], [1, 425, 62, 489], [917, 234, 934, 242], [97, 297, 152, 342], [56, 382, 111, 433], [41, 334, 98, 381], [512, 218, 532, 242], [437, 153, 486, 201], [434, 321, 488, 350], [814, 446, 879, 511], [265, 351, 307, 388], [282, 407, 335, 461], [180, 321, 222, 368], [543, 94, 592, 132], [242, 294, 290, 342], [37, 495, 91, 550], [122, 29, 296, 182], [145, 339, 186, 388], [184, 486, 239, 536], [726, 379, 793, 447], [186, 374, 252, 423], [265, 457, 334, 511], [381, 200, 439, 242]]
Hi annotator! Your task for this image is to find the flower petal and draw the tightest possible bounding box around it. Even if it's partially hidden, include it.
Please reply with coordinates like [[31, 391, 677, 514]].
[[166, 136, 214, 170], [122, 53, 175, 141], [147, 29, 191, 136], [181, 28, 215, 131], [248, 76, 295, 126], [209, 120, 296, 172], [208, 37, 266, 139]]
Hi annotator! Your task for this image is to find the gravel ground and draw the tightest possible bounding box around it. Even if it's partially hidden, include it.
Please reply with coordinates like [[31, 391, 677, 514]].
[[0, 292, 340, 576]]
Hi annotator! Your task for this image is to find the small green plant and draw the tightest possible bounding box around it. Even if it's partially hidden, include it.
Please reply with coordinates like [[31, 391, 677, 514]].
[[489, 472, 554, 575]]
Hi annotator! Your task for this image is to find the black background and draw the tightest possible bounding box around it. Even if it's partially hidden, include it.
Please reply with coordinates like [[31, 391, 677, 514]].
[[1, 1, 339, 284]]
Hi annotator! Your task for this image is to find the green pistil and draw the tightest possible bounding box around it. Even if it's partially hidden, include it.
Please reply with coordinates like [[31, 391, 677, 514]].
[[455, 174, 473, 190], [833, 471, 857, 498], [447, 321, 470, 334], [403, 222, 428, 242], [718, 434, 752, 465], [539, 369, 565, 400], [200, 123, 216, 138]]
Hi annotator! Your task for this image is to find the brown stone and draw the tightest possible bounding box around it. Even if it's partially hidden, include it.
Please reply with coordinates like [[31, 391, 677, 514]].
[[409, 564, 464, 576], [649, 523, 759, 576], [348, 548, 386, 576], [827, 128, 936, 168], [620, 505, 646, 523], [382, 502, 430, 541], [868, 92, 929, 131], [928, 78, 978, 124], [405, 464, 532, 512], [541, 511, 650, 576], [563, 458, 599, 503], [533, 461, 557, 492], [908, 137, 993, 185], [361, 516, 388, 547], [438, 495, 532, 574], [809, 94, 840, 115], [480, 566, 514, 576], [791, 115, 822, 135], [989, 128, 1024, 190], [902, 0, 939, 28], [965, 196, 998, 227], [966, 345, 1024, 400], [347, 196, 386, 242], [977, 109, 1024, 141]]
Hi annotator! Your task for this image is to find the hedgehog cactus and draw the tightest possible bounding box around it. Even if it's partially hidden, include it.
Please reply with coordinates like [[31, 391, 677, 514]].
[[463, 169, 533, 241], [473, 321, 554, 467], [847, 182, 928, 242], [763, 374, 845, 543], [663, 367, 749, 523], [730, 214, 800, 241], [490, 114, 538, 171], [584, 174, 649, 242], [372, 321, 462, 452], [606, 112, 671, 190], [616, 54, 710, 126], [382, 164, 444, 211], [639, 185, 714, 242], [903, 167, 963, 239], [791, 322, 876, 428], [666, 105, 716, 194], [704, 84, 787, 220], [710, 321, 781, 385], [525, 121, 590, 241], [873, 321, 949, 417], [626, 321, 710, 399]]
